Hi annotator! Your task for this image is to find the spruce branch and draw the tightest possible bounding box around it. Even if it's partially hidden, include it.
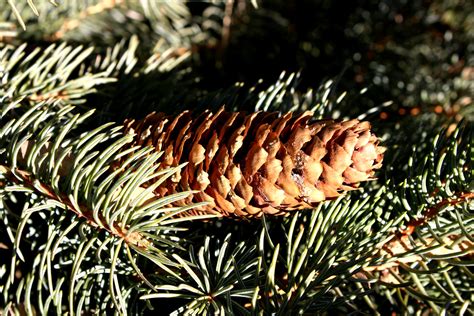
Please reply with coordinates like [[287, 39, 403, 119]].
[[363, 191, 473, 275], [237, 179, 408, 314], [0, 37, 194, 124], [0, 102, 215, 313], [2, 0, 199, 63], [141, 234, 259, 315], [0, 43, 116, 108], [1, 0, 472, 314], [3, 1, 93, 36], [0, 164, 153, 249], [351, 122, 473, 312]]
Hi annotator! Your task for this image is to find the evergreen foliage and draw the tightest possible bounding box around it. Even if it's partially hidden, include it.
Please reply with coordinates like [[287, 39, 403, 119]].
[[0, 0, 472, 315]]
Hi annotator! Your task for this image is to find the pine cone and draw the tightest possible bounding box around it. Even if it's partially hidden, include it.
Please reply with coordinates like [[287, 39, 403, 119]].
[[124, 108, 384, 218]]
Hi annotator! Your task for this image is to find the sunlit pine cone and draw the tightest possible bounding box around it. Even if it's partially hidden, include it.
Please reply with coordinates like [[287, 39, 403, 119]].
[[124, 108, 384, 218]]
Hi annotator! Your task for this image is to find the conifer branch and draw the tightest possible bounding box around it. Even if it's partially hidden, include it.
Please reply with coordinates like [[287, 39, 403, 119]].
[[0, 164, 153, 249], [1, 0, 472, 314]]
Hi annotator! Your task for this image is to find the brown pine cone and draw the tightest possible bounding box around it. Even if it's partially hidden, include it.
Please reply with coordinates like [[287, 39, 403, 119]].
[[124, 108, 384, 218]]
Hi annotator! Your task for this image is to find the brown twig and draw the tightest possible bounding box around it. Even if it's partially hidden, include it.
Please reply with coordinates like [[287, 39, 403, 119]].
[[216, 0, 235, 66], [28, 90, 69, 102], [0, 22, 18, 42], [400, 192, 474, 236], [221, 0, 235, 52], [52, 0, 125, 40], [360, 191, 473, 283], [365, 235, 473, 273]]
